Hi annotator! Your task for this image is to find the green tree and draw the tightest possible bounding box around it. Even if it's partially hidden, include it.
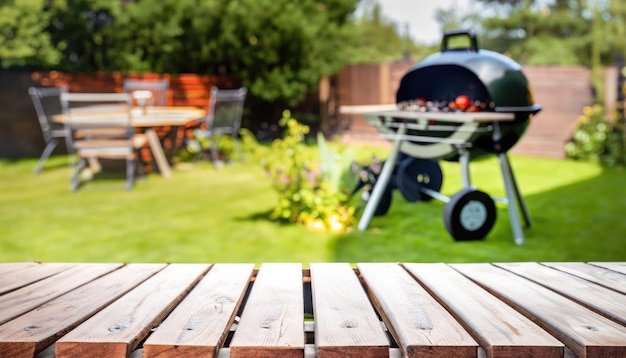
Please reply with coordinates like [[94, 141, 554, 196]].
[[348, 2, 423, 63], [106, 0, 359, 106], [0, 0, 62, 69], [48, 0, 123, 72]]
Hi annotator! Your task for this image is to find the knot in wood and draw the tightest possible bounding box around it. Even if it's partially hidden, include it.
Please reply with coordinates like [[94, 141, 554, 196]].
[[582, 324, 598, 332], [340, 319, 358, 328]]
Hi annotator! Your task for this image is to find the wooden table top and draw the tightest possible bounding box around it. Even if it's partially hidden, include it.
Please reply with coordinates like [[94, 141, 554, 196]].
[[0, 262, 624, 358], [53, 106, 206, 128]]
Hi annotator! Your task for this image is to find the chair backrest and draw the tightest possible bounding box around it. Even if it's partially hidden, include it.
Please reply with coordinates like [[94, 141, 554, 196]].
[[28, 86, 68, 142], [207, 86, 247, 135], [60, 92, 134, 138], [123, 78, 169, 106]]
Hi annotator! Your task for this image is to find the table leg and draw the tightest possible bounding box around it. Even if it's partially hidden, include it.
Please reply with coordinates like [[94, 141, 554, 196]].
[[145, 128, 172, 178], [358, 125, 406, 231]]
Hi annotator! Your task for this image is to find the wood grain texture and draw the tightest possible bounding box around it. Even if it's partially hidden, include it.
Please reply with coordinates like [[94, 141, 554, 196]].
[[403, 263, 562, 358], [452, 263, 626, 358], [0, 263, 74, 295], [311, 263, 389, 358], [496, 262, 626, 325], [589, 262, 626, 275], [542, 262, 626, 295], [56, 264, 210, 358], [143, 263, 254, 358], [0, 264, 164, 358], [229, 263, 304, 358], [0, 263, 122, 325], [359, 263, 478, 357]]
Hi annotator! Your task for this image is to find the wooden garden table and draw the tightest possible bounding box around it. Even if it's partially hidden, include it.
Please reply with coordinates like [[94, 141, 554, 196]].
[[0, 262, 624, 357]]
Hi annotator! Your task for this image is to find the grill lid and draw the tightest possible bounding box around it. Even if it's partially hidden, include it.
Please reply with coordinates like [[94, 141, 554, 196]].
[[397, 29, 539, 113]]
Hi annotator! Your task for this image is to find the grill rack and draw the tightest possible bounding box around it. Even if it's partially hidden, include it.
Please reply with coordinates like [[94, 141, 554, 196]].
[[343, 106, 532, 244]]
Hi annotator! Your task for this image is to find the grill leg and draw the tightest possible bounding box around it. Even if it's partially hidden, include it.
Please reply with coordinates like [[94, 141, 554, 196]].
[[498, 152, 526, 245], [358, 126, 406, 231], [459, 147, 471, 188]]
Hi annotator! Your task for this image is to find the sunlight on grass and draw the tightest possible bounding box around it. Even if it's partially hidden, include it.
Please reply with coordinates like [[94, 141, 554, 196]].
[[0, 152, 624, 264]]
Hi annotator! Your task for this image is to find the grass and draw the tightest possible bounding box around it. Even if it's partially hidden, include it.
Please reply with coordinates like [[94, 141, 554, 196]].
[[1, 149, 625, 265]]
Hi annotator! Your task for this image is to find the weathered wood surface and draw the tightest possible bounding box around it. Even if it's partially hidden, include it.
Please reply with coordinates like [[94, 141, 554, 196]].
[[0, 262, 624, 358], [56, 264, 210, 357], [0, 263, 74, 295], [0, 263, 123, 325], [311, 263, 389, 358], [541, 262, 626, 295], [0, 264, 165, 358], [229, 263, 304, 358], [143, 264, 254, 357], [495, 262, 626, 325], [589, 262, 626, 275], [358, 263, 478, 357], [452, 263, 626, 358], [403, 263, 563, 357]]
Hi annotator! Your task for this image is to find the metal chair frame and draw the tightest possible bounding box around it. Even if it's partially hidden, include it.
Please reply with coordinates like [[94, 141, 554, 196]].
[[196, 86, 247, 167], [122, 78, 170, 106], [28, 86, 69, 174]]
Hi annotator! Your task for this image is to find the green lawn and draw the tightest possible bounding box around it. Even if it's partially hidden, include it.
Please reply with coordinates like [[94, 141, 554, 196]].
[[1, 151, 625, 265]]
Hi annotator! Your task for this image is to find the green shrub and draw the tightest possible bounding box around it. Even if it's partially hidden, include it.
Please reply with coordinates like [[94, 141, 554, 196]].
[[260, 110, 360, 232], [565, 105, 626, 168]]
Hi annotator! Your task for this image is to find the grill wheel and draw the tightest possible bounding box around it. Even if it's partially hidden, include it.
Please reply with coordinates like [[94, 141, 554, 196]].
[[396, 157, 443, 203], [443, 188, 497, 241]]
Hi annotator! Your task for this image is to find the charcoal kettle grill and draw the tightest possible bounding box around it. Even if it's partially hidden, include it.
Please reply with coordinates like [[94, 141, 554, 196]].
[[353, 29, 541, 245]]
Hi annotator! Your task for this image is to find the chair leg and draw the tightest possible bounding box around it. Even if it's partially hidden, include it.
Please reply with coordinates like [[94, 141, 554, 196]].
[[135, 151, 146, 181], [234, 137, 246, 164], [126, 157, 135, 191], [34, 139, 58, 175], [70, 157, 86, 192], [210, 135, 222, 168]]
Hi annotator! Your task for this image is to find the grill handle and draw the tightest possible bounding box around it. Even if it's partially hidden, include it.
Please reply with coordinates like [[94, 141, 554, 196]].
[[441, 29, 479, 53]]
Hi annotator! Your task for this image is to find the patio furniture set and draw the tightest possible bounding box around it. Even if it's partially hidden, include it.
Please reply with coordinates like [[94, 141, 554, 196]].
[[28, 79, 247, 191]]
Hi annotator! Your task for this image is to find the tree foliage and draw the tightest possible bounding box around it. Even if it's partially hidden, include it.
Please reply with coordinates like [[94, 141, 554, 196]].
[[0, 0, 62, 69], [348, 2, 427, 63], [471, 0, 626, 67], [1, 0, 360, 106]]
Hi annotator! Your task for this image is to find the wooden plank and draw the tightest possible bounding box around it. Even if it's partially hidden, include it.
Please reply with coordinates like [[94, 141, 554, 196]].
[[310, 263, 389, 358], [0, 263, 74, 295], [452, 263, 626, 358], [0, 262, 39, 276], [542, 262, 626, 295], [0, 263, 122, 325], [56, 264, 210, 358], [229, 263, 304, 358], [589, 262, 626, 275], [0, 264, 165, 358], [403, 263, 563, 357], [496, 262, 626, 325], [143, 263, 254, 357], [358, 263, 478, 357]]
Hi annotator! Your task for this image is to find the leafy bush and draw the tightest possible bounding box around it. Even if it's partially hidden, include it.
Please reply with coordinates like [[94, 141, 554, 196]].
[[565, 105, 626, 168], [260, 110, 361, 232]]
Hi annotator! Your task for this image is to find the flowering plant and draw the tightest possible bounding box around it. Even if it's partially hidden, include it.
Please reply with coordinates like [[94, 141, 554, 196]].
[[565, 105, 625, 167], [261, 110, 362, 232]]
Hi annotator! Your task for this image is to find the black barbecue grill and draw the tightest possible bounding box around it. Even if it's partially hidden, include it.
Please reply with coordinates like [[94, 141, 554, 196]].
[[352, 29, 541, 245]]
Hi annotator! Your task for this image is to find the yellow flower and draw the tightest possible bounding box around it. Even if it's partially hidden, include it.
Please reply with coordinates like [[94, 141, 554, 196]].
[[582, 106, 594, 117]]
